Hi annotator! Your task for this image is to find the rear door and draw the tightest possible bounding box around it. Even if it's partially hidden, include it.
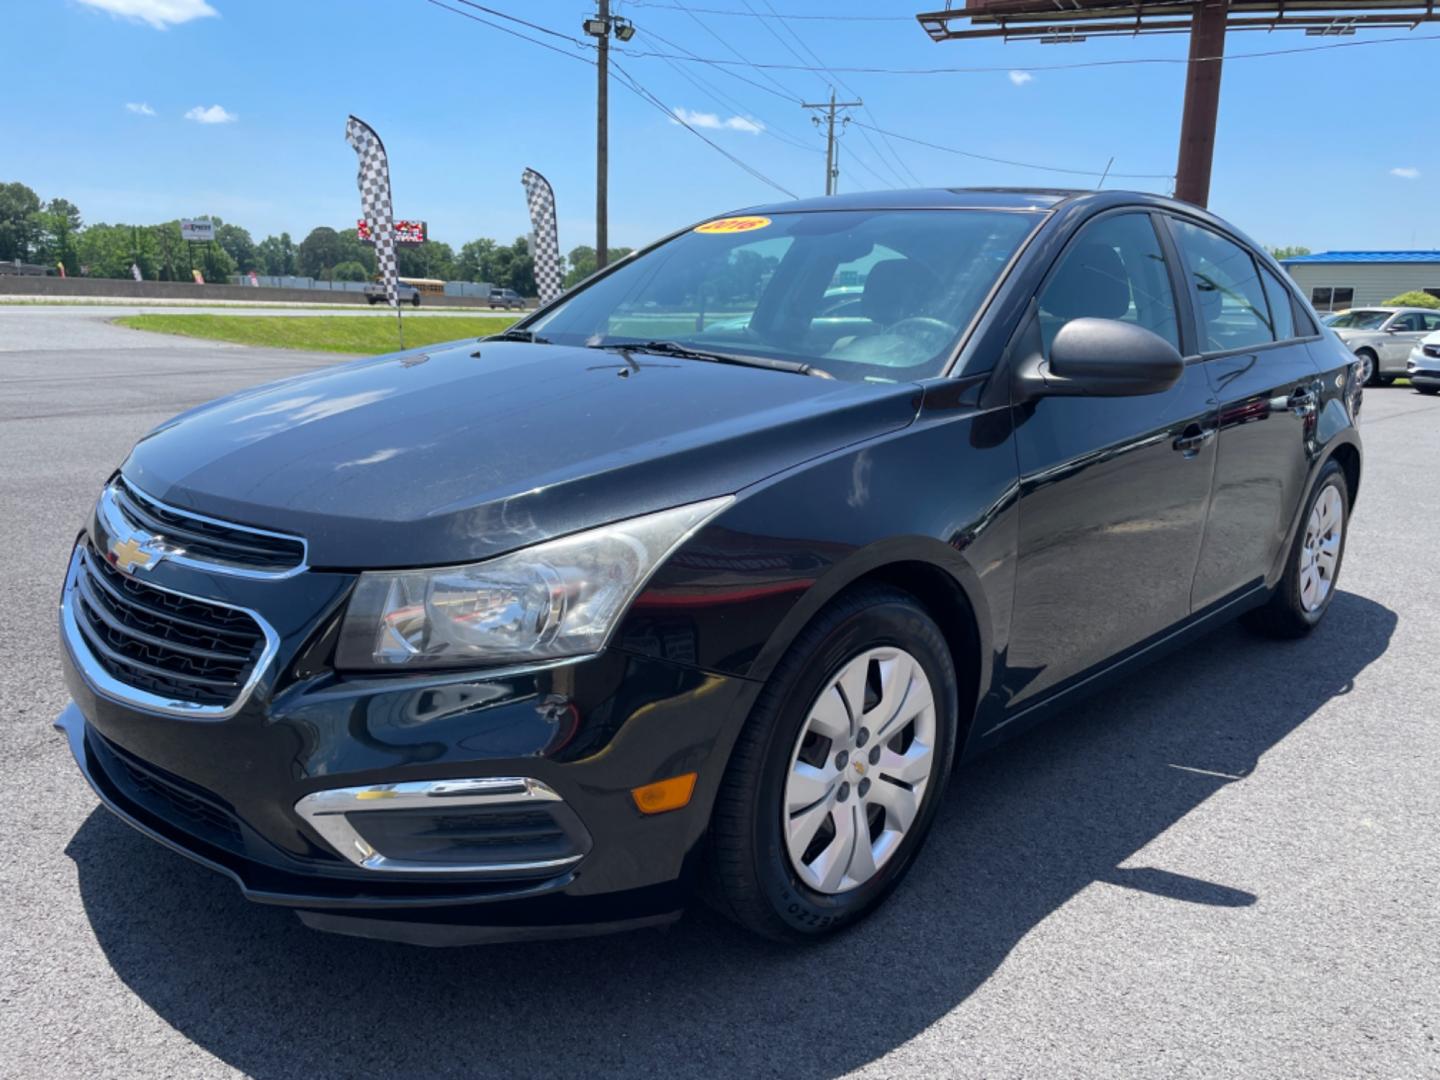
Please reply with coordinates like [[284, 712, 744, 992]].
[[1003, 211, 1218, 710], [1166, 216, 1323, 610]]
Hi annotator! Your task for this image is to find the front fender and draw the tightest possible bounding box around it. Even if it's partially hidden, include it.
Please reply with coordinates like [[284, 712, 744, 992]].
[[615, 378, 1021, 721]]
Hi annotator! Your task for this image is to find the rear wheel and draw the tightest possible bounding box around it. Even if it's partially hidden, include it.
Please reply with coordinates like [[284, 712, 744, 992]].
[[1243, 460, 1349, 638], [703, 586, 958, 942], [411, 293, 421, 308], [1417, 385, 1439, 396]]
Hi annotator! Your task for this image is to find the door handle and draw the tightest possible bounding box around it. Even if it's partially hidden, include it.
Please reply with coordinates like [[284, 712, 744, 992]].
[[1172, 425, 1215, 458]]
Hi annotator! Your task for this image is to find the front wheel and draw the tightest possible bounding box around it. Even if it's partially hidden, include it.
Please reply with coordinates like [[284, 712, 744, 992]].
[[1356, 350, 1379, 387], [1243, 460, 1349, 638], [410, 294, 421, 307], [703, 586, 958, 942], [1417, 385, 1439, 396]]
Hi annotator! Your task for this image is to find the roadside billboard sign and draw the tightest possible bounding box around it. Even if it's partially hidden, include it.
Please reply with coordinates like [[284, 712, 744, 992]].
[[180, 218, 215, 243], [358, 219, 426, 246]]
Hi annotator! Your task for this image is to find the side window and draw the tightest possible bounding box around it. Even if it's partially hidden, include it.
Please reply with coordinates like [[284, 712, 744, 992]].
[[1038, 213, 1179, 355], [1421, 313, 1440, 332], [1390, 312, 1424, 332], [1171, 220, 1273, 352], [1259, 266, 1296, 341]]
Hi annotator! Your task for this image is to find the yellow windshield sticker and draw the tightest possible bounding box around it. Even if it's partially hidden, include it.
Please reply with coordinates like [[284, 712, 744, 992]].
[[694, 215, 771, 235]]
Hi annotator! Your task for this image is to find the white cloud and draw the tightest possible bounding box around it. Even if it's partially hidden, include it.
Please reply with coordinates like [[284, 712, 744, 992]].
[[124, 102, 156, 116], [1390, 166, 1420, 180], [77, 0, 218, 30], [670, 106, 764, 134], [185, 104, 237, 124], [1008, 70, 1034, 86]]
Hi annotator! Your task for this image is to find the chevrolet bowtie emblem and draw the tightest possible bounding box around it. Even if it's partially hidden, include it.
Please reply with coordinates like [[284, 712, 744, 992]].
[[109, 536, 155, 573]]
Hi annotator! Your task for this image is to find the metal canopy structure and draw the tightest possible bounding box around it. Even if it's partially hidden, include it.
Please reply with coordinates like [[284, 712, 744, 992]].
[[915, 0, 1439, 206]]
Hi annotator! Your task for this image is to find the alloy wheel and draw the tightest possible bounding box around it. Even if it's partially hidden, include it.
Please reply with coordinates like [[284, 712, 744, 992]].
[[1300, 485, 1344, 612], [782, 647, 937, 894]]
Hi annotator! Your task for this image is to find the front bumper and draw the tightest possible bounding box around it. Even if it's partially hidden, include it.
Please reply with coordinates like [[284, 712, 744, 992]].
[[58, 606, 759, 943]]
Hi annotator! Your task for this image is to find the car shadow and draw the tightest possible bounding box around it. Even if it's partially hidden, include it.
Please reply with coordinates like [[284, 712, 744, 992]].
[[66, 591, 1396, 1080]]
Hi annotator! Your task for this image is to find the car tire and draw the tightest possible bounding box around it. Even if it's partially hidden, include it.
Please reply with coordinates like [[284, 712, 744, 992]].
[[367, 296, 378, 306], [702, 585, 958, 942], [1356, 350, 1379, 387], [1242, 460, 1349, 639], [411, 294, 421, 308], [1417, 386, 1439, 396]]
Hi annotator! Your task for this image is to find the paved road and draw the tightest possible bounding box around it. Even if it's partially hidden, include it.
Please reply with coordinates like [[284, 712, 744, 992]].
[[1, 310, 1437, 1079], [0, 301, 521, 319]]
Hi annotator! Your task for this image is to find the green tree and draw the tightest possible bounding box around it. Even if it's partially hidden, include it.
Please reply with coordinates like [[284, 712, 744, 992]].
[[215, 223, 258, 273], [256, 232, 296, 276], [298, 226, 344, 278], [0, 181, 43, 261], [151, 221, 186, 281], [564, 244, 631, 287], [35, 198, 83, 275], [331, 260, 368, 282], [457, 237, 497, 282], [1382, 290, 1440, 310], [75, 223, 134, 278], [1267, 245, 1311, 261]]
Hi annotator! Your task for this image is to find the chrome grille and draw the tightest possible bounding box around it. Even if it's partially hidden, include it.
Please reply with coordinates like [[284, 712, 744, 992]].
[[107, 477, 306, 578], [63, 543, 277, 716]]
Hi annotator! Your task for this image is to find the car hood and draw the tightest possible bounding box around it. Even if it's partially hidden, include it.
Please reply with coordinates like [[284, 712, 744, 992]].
[[123, 340, 921, 568]]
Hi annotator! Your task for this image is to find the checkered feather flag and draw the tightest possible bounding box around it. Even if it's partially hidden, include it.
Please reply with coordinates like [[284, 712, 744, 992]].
[[345, 115, 399, 310], [522, 168, 563, 305]]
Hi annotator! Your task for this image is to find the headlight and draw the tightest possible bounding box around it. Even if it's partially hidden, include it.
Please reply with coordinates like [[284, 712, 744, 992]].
[[334, 497, 730, 670]]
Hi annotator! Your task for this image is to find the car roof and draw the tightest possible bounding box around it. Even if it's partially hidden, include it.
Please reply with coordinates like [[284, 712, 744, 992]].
[[733, 187, 1186, 216]]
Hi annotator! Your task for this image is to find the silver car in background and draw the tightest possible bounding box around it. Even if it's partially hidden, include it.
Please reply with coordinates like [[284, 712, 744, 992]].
[[1325, 306, 1440, 385]]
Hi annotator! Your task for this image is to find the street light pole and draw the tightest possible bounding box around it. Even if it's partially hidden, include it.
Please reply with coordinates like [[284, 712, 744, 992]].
[[583, 4, 634, 269], [595, 0, 610, 270]]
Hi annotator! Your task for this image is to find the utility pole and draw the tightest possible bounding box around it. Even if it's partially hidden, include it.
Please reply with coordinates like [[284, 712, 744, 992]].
[[583, 4, 635, 270], [802, 89, 862, 196], [1174, 0, 1229, 207]]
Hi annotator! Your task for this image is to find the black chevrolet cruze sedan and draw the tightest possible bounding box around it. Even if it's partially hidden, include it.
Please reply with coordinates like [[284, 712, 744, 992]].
[[56, 188, 1361, 945]]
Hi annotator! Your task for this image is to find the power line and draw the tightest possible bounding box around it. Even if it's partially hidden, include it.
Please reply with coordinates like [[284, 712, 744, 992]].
[[851, 120, 1174, 181], [628, 1, 913, 21], [617, 30, 1440, 75], [424, 0, 594, 62], [640, 23, 798, 103], [667, 0, 804, 102], [425, 0, 798, 200], [751, 0, 922, 186], [610, 58, 799, 198]]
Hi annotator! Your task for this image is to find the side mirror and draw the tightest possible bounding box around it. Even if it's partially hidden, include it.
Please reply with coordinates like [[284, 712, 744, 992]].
[[1015, 317, 1185, 400]]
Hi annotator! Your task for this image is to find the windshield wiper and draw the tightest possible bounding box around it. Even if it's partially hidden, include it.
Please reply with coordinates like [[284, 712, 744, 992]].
[[486, 328, 551, 344], [594, 340, 831, 378]]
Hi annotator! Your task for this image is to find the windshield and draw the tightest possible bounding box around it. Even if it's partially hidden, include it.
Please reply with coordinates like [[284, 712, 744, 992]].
[[526, 209, 1041, 382], [1327, 309, 1390, 330]]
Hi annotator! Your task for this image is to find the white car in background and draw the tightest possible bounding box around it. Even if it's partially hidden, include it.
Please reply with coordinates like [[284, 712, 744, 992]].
[[1406, 330, 1440, 395]]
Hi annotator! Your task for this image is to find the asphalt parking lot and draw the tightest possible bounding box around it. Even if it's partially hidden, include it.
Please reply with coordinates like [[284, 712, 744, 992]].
[[1, 306, 1437, 1079]]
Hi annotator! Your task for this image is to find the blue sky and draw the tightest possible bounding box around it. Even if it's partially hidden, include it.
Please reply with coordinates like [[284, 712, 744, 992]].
[[5, 0, 1436, 254]]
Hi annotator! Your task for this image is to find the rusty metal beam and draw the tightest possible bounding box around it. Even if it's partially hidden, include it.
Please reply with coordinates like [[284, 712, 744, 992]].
[[1174, 0, 1229, 206]]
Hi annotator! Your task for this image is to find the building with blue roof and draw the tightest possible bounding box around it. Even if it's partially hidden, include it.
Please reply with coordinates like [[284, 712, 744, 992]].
[[1279, 250, 1440, 312]]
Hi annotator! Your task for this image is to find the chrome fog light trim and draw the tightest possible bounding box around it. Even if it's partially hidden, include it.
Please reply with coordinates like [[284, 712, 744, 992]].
[[295, 777, 585, 875]]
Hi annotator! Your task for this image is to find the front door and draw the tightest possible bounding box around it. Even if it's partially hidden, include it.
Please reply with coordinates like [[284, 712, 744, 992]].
[[1003, 211, 1217, 711], [1166, 217, 1324, 609], [1381, 310, 1436, 371]]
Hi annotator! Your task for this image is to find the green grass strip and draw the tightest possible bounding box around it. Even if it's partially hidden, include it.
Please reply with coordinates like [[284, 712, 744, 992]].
[[116, 314, 520, 355]]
